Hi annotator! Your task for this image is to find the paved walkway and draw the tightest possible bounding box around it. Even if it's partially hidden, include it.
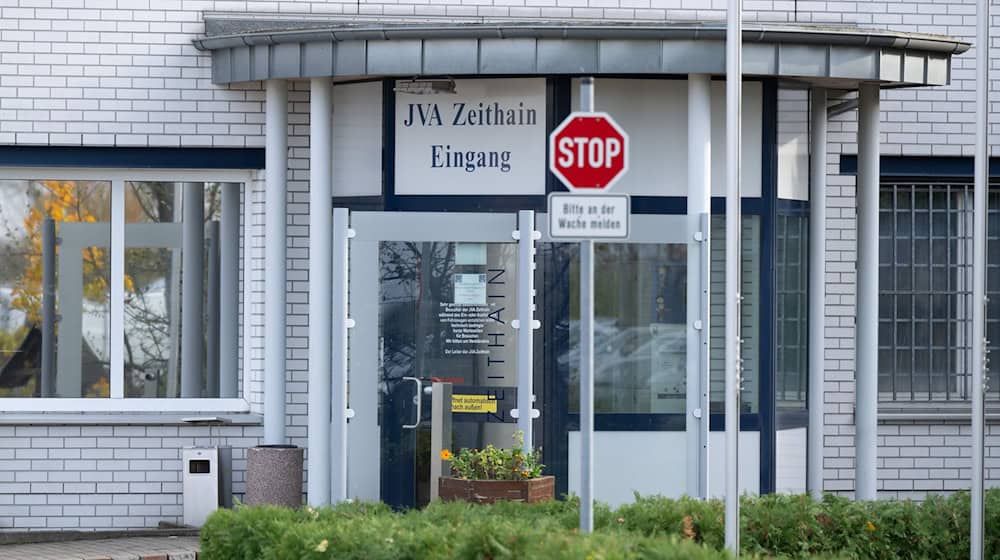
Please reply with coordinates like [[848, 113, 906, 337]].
[[0, 536, 200, 560]]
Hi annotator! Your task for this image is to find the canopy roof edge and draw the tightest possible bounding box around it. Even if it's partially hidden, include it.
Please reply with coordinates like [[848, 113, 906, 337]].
[[193, 19, 969, 88]]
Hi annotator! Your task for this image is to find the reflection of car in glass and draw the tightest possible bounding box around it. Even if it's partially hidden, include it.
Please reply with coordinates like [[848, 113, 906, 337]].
[[560, 319, 687, 413]]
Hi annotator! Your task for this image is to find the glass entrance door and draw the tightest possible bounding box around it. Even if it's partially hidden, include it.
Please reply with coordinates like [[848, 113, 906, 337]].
[[347, 210, 702, 508], [348, 212, 524, 508]]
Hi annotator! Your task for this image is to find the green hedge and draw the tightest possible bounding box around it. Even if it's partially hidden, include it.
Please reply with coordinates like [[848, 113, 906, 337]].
[[201, 491, 1000, 560]]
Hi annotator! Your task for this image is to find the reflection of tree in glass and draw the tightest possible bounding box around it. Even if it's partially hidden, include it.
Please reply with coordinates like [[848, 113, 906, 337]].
[[0, 180, 110, 396], [0, 181, 222, 397], [123, 182, 220, 397], [379, 242, 454, 383]]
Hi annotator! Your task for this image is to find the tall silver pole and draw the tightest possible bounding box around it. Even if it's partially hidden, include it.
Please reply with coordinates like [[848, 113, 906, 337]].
[[687, 74, 712, 499], [332, 208, 351, 503], [516, 210, 537, 454], [725, 0, 742, 553], [308, 78, 333, 505], [41, 217, 56, 398], [807, 88, 828, 500], [264, 79, 288, 445], [856, 83, 880, 502], [181, 181, 205, 398], [579, 76, 596, 534], [219, 182, 240, 398], [971, 0, 988, 556]]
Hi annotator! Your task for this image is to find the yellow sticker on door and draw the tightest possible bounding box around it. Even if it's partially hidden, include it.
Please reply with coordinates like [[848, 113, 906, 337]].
[[452, 394, 498, 414]]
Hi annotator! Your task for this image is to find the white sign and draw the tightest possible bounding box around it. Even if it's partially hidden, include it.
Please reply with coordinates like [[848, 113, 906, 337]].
[[453, 273, 487, 305], [394, 78, 547, 196], [548, 193, 630, 239]]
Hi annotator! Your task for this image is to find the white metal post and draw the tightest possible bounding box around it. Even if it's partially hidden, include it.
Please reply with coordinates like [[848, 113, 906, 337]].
[[331, 208, 351, 503], [308, 78, 333, 505], [110, 179, 125, 399], [181, 181, 204, 398], [856, 83, 880, 502], [687, 73, 712, 499], [516, 210, 537, 454], [807, 87, 828, 500], [971, 0, 988, 556], [219, 182, 240, 398], [264, 79, 288, 445], [579, 76, 596, 534], [725, 0, 742, 553]]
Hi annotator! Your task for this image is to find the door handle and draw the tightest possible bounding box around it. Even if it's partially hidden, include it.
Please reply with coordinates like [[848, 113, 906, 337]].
[[401, 376, 422, 429]]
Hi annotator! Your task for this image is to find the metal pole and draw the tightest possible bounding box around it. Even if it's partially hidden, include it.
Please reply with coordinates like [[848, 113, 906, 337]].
[[264, 79, 288, 445], [687, 74, 712, 499], [807, 88, 828, 500], [855, 83, 880, 502], [206, 220, 220, 398], [219, 182, 240, 398], [331, 207, 351, 503], [308, 78, 333, 505], [41, 217, 56, 398], [516, 210, 537, 454], [725, 0, 742, 553], [181, 181, 204, 398], [971, 0, 988, 555], [429, 382, 453, 501], [579, 76, 595, 534]]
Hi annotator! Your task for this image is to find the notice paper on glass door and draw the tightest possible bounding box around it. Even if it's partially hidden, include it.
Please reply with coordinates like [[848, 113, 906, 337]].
[[453, 273, 487, 305]]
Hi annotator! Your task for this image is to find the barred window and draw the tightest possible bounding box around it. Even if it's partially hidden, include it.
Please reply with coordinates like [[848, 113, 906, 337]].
[[877, 182, 1000, 402], [776, 213, 808, 411]]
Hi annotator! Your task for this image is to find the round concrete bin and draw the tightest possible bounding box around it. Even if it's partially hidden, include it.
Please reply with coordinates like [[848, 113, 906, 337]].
[[245, 445, 304, 508]]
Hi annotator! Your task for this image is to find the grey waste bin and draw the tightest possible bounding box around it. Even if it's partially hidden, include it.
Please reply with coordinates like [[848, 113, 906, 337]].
[[245, 444, 304, 507], [182, 446, 232, 527]]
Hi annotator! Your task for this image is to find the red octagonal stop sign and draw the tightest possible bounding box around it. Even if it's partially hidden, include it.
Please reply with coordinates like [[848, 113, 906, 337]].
[[549, 112, 629, 191]]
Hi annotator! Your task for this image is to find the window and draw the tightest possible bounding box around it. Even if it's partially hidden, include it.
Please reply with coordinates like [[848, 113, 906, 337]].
[[565, 243, 688, 414], [775, 213, 808, 411], [0, 180, 111, 397], [0, 171, 250, 410], [878, 181, 1000, 402], [709, 215, 761, 414]]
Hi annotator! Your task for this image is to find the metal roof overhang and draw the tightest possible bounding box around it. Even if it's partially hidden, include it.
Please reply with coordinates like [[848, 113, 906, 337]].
[[193, 18, 969, 89]]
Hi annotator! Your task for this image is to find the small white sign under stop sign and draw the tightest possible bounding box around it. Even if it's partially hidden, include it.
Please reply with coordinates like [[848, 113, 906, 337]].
[[548, 193, 630, 239]]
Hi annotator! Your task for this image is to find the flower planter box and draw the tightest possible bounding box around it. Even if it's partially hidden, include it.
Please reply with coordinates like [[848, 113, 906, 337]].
[[438, 475, 555, 504]]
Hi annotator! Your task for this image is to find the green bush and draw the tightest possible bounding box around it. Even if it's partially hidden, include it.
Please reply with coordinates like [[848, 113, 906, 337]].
[[201, 490, 1000, 560]]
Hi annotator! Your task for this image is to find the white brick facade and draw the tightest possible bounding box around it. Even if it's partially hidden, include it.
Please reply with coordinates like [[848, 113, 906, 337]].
[[0, 0, 995, 529]]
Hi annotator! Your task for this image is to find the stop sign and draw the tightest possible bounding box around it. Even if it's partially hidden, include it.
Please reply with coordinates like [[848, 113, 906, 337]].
[[549, 112, 629, 191]]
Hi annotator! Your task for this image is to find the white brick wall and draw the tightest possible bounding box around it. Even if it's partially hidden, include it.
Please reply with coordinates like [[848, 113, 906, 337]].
[[0, 0, 997, 529], [0, 424, 261, 529]]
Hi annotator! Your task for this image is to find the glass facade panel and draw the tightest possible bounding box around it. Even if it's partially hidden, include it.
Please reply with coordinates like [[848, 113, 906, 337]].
[[564, 243, 688, 414]]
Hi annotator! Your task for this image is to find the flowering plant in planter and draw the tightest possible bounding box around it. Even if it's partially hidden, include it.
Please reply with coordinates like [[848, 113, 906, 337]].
[[438, 432, 554, 504], [444, 435, 543, 481]]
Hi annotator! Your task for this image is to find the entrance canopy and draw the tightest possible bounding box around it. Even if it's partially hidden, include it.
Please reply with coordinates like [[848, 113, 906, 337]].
[[194, 18, 968, 88]]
